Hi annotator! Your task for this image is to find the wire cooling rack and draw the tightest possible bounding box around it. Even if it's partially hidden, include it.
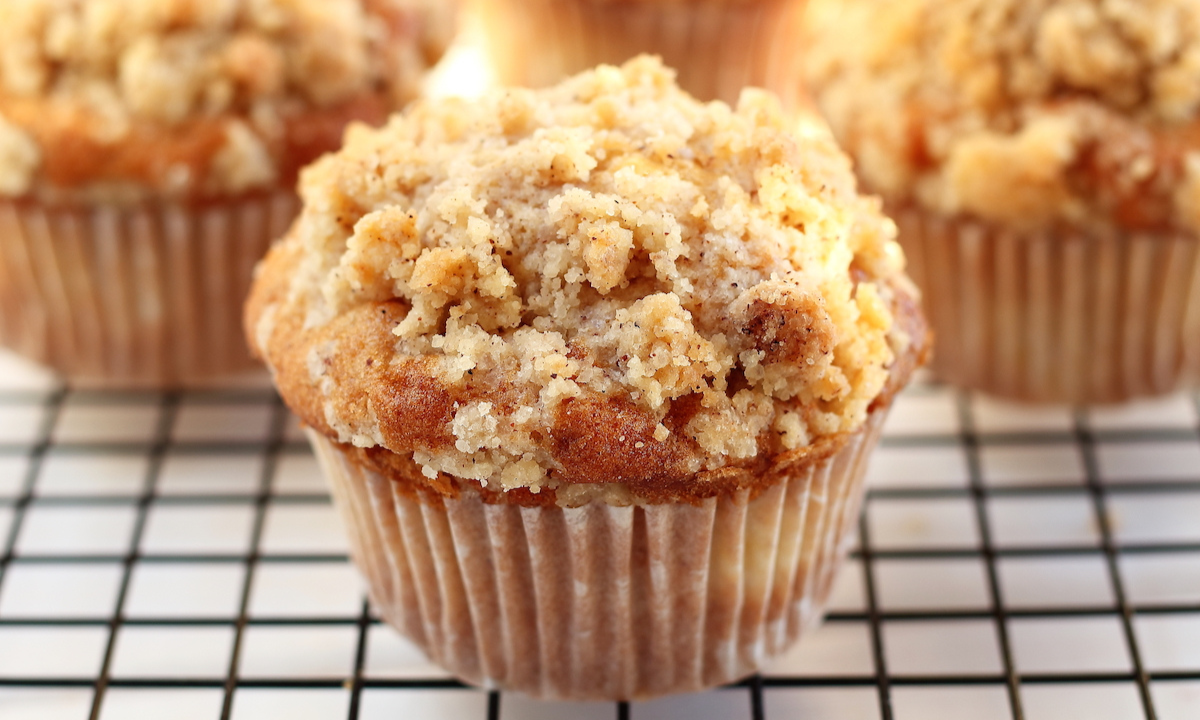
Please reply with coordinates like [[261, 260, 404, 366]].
[[0, 351, 1198, 720]]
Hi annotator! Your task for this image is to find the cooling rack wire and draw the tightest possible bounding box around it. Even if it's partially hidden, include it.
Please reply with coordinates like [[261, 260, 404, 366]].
[[0, 351, 1197, 720]]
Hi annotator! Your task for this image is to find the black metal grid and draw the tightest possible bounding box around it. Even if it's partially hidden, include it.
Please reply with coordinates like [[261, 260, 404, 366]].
[[0, 375, 1198, 720]]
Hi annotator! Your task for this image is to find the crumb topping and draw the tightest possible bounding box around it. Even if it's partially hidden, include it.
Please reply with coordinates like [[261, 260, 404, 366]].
[[0, 115, 39, 196], [0, 0, 454, 199], [807, 0, 1200, 233], [250, 57, 919, 497]]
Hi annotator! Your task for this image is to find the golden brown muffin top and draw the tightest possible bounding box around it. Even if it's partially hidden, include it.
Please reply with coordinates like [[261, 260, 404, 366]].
[[0, 0, 455, 201], [247, 57, 925, 505], [807, 0, 1200, 234]]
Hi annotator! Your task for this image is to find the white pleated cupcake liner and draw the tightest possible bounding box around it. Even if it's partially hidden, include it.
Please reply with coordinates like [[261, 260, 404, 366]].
[[897, 206, 1200, 403], [472, 0, 809, 107], [0, 192, 298, 388], [308, 408, 886, 700]]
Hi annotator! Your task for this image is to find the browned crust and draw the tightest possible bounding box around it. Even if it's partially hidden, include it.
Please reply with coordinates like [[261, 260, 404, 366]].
[[337, 418, 857, 507], [247, 231, 930, 506], [0, 92, 389, 200]]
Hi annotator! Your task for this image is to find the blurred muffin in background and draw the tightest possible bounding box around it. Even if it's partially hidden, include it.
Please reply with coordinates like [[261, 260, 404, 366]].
[[807, 0, 1200, 403], [470, 0, 810, 107], [246, 56, 928, 700], [0, 0, 456, 387]]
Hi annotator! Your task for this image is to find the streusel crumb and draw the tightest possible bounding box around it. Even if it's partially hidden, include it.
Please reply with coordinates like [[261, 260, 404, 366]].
[[0, 0, 453, 198], [807, 0, 1200, 233], [250, 56, 921, 498]]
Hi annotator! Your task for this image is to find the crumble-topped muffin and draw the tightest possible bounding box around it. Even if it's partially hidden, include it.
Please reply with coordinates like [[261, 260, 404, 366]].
[[246, 55, 931, 697], [247, 56, 928, 700], [807, 0, 1200, 402], [248, 56, 924, 504], [0, 0, 457, 387], [0, 0, 453, 202]]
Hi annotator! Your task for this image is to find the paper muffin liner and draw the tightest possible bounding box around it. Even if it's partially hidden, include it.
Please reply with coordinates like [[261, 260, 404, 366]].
[[471, 0, 810, 107], [0, 192, 299, 388], [896, 206, 1200, 403], [307, 408, 886, 700]]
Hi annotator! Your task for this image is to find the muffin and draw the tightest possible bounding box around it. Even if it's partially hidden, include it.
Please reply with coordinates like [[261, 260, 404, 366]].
[[0, 0, 455, 387], [470, 0, 811, 107], [246, 57, 928, 699], [807, 0, 1200, 403]]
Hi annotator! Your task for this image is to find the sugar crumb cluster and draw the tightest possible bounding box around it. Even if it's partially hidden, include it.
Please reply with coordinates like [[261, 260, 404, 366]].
[[0, 0, 446, 197], [807, 0, 1200, 232]]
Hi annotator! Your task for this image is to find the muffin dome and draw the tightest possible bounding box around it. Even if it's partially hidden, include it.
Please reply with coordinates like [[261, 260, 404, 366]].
[[807, 0, 1200, 233], [247, 56, 925, 504], [0, 0, 454, 201]]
